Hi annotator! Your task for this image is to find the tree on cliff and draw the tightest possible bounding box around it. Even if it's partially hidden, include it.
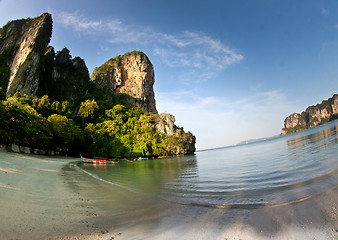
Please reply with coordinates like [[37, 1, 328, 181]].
[[78, 99, 98, 127], [0, 92, 195, 158], [0, 14, 196, 157]]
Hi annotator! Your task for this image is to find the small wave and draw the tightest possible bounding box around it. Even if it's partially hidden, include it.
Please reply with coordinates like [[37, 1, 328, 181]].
[[75, 163, 145, 195], [73, 121, 338, 211], [75, 160, 338, 210], [166, 185, 338, 209]]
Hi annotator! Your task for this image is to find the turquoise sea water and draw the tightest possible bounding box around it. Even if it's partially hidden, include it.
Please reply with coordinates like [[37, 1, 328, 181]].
[[79, 120, 338, 209]]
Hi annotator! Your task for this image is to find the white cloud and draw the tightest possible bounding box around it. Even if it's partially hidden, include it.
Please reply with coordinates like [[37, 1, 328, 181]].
[[53, 11, 243, 77], [153, 31, 243, 71], [56, 11, 104, 32]]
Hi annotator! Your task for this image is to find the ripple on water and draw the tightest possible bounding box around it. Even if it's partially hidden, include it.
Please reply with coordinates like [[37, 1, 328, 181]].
[[79, 120, 338, 209]]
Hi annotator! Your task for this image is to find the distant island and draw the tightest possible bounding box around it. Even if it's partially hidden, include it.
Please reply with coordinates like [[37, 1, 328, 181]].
[[281, 94, 338, 135], [0, 13, 196, 158], [235, 135, 279, 145]]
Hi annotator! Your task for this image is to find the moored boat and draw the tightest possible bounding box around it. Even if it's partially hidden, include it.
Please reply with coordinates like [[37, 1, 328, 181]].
[[134, 157, 148, 161], [80, 154, 119, 164]]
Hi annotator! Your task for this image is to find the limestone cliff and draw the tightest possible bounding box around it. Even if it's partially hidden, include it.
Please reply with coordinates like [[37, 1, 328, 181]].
[[0, 13, 196, 156], [0, 14, 90, 107], [91, 51, 157, 114], [91, 52, 196, 154], [281, 94, 338, 135], [155, 113, 177, 135], [0, 13, 52, 96], [154, 113, 196, 156], [40, 47, 90, 107]]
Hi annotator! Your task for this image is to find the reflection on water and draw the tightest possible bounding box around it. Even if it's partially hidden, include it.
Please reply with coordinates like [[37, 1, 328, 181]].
[[80, 156, 198, 196], [79, 120, 338, 208], [287, 121, 337, 150]]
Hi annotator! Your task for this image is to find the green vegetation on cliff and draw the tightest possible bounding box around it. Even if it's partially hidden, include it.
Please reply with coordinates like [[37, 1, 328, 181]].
[[0, 90, 195, 158], [0, 14, 196, 157]]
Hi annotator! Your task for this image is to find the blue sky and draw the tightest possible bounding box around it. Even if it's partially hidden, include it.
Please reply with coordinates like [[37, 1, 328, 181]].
[[1, 0, 338, 150]]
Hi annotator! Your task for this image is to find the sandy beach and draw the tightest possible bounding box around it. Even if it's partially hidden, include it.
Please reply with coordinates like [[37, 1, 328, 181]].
[[0, 150, 112, 239], [0, 150, 337, 240]]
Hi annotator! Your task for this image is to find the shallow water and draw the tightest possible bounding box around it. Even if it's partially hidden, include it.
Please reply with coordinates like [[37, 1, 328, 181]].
[[79, 120, 338, 209]]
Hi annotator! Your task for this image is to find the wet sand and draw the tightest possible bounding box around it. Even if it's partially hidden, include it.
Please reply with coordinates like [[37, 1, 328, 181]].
[[0, 150, 112, 240], [0, 150, 337, 240]]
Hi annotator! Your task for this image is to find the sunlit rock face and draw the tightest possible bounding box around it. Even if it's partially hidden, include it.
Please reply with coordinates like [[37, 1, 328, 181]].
[[92, 52, 196, 156], [0, 13, 52, 96], [281, 94, 338, 135], [0, 13, 196, 156], [154, 113, 196, 156], [91, 51, 157, 114], [155, 113, 177, 135]]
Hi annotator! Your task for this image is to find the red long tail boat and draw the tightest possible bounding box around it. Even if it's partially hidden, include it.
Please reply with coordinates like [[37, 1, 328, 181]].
[[80, 154, 119, 164]]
